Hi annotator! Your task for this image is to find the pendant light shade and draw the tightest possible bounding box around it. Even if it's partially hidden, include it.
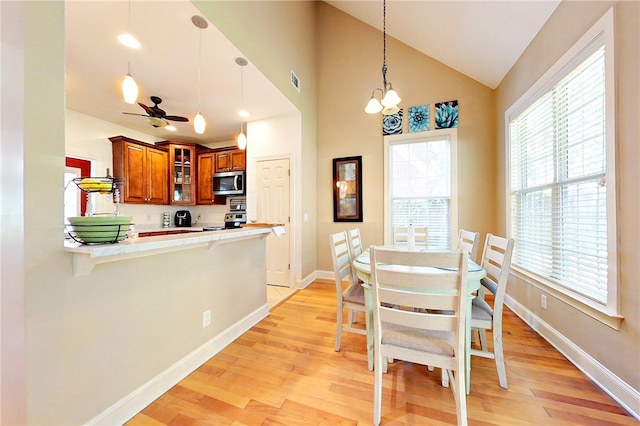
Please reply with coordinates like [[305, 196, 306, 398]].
[[365, 0, 401, 116], [193, 112, 206, 134], [237, 130, 247, 150], [192, 15, 208, 135], [365, 90, 384, 114], [122, 72, 138, 104], [236, 57, 248, 150], [121, 1, 139, 105], [381, 85, 401, 107]]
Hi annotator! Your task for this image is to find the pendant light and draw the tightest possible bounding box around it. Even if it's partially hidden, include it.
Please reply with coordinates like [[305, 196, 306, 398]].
[[120, 0, 139, 104], [236, 57, 248, 150], [364, 0, 401, 115], [192, 15, 208, 134]]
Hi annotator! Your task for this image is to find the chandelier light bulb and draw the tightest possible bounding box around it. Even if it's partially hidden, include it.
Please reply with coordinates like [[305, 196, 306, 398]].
[[381, 87, 401, 107], [194, 112, 206, 134], [365, 97, 383, 114], [382, 105, 400, 116], [122, 73, 138, 104]]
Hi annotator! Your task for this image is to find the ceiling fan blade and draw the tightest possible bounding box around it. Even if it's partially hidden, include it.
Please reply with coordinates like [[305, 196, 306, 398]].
[[122, 112, 148, 117], [138, 102, 154, 115], [165, 115, 189, 122]]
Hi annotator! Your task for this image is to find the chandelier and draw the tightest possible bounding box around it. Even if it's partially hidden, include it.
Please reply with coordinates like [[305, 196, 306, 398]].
[[364, 0, 401, 115]]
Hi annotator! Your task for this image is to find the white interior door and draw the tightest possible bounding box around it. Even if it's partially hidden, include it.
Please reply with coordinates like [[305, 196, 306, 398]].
[[256, 158, 291, 287]]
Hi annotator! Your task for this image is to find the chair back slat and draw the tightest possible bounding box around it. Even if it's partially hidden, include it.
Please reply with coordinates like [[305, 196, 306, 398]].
[[347, 228, 363, 257], [479, 233, 514, 304], [378, 287, 458, 311], [380, 306, 457, 331], [458, 229, 480, 261], [371, 247, 467, 337], [393, 226, 428, 246], [330, 231, 356, 287]]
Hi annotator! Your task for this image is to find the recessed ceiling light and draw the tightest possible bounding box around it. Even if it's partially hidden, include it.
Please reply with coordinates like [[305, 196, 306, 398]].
[[118, 33, 140, 49]]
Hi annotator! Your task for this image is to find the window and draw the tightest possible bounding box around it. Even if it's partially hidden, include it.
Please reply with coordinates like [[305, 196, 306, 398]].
[[384, 129, 458, 249], [506, 9, 618, 323]]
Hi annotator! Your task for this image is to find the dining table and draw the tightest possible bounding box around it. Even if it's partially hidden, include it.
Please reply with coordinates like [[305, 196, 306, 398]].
[[353, 246, 486, 394]]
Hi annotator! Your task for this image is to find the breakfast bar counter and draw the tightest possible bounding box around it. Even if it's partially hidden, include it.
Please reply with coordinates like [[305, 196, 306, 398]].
[[64, 226, 273, 276]]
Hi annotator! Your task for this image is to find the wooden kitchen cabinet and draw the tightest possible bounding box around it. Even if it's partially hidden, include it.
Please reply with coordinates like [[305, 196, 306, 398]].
[[157, 142, 197, 205], [196, 151, 226, 205], [110, 135, 169, 204], [215, 149, 246, 173]]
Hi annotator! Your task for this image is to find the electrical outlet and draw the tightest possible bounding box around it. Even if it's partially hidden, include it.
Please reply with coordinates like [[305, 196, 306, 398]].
[[541, 294, 548, 309], [202, 309, 211, 328]]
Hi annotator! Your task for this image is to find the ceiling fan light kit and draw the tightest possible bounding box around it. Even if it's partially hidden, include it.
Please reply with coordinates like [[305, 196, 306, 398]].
[[365, 0, 401, 116], [122, 95, 189, 128], [192, 15, 209, 135]]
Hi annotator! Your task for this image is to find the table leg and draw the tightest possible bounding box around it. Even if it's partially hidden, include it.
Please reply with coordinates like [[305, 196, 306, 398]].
[[364, 284, 374, 371], [465, 294, 473, 394]]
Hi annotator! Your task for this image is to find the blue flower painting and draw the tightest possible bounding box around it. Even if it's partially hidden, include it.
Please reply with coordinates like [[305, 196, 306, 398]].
[[383, 109, 403, 135], [408, 104, 430, 132], [435, 100, 459, 129]]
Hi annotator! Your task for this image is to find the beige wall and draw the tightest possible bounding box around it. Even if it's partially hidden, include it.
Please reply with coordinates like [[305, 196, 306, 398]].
[[6, 1, 638, 423], [315, 2, 496, 271], [496, 0, 640, 393], [194, 0, 319, 279]]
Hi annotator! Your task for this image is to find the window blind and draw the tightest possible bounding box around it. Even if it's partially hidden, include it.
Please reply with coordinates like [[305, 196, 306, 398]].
[[509, 45, 608, 303], [389, 139, 451, 249]]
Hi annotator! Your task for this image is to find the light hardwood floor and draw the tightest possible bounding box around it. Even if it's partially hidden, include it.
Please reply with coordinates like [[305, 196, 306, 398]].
[[126, 279, 636, 425]]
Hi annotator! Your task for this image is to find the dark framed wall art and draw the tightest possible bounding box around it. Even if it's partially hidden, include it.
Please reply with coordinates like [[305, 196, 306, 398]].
[[333, 156, 363, 222]]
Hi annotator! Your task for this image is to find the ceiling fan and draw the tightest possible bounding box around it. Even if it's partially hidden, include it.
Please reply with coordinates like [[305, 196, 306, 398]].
[[123, 96, 189, 128]]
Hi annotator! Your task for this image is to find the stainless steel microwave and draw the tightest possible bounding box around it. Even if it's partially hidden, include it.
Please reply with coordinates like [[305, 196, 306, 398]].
[[212, 171, 245, 196]]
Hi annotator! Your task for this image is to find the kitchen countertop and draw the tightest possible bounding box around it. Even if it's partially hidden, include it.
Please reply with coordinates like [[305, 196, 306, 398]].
[[64, 226, 273, 276]]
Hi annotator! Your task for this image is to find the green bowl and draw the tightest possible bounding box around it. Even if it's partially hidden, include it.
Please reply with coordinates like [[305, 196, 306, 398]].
[[67, 216, 132, 244]]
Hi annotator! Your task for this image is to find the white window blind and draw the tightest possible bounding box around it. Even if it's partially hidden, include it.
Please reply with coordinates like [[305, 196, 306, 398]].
[[509, 43, 610, 304], [389, 138, 451, 249]]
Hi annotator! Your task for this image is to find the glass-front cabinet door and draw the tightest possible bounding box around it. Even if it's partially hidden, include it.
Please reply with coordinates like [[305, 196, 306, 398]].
[[169, 144, 195, 205]]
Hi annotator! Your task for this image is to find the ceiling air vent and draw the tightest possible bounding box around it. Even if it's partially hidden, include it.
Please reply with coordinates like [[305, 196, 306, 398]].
[[290, 70, 300, 93]]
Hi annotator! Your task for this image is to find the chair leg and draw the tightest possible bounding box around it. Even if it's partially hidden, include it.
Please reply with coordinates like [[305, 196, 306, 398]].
[[441, 368, 449, 388], [478, 328, 488, 351], [452, 369, 468, 426], [350, 309, 358, 325], [493, 324, 508, 388], [373, 351, 383, 425], [335, 305, 343, 352]]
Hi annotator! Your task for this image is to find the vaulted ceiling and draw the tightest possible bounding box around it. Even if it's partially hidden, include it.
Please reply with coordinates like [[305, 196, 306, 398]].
[[65, 1, 559, 143]]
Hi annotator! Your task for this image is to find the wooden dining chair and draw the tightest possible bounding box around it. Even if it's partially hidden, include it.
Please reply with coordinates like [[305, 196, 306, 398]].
[[457, 229, 480, 261], [392, 225, 428, 247], [471, 233, 515, 389], [370, 246, 468, 426], [329, 231, 366, 352], [347, 227, 363, 258]]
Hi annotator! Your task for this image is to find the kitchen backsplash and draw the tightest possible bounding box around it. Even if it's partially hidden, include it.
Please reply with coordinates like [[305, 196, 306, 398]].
[[115, 202, 229, 227]]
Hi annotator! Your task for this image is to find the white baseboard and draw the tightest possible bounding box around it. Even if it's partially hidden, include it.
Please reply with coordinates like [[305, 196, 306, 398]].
[[505, 295, 640, 420], [298, 270, 324, 289], [315, 270, 334, 281], [86, 304, 270, 426]]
